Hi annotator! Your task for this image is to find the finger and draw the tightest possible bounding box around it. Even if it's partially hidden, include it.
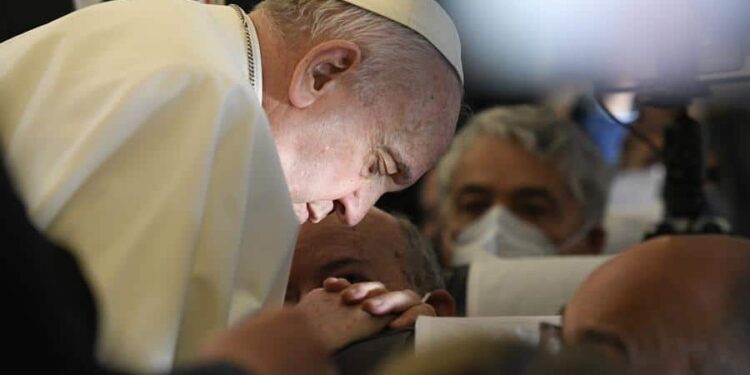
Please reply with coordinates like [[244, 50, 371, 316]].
[[361, 289, 421, 316], [323, 277, 350, 292], [388, 303, 436, 329], [341, 281, 388, 304], [360, 287, 389, 301]]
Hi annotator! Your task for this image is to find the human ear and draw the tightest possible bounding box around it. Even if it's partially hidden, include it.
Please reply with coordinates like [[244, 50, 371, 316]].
[[425, 289, 456, 317], [288, 40, 362, 108]]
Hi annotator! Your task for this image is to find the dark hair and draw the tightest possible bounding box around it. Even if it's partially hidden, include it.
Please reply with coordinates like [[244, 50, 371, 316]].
[[392, 214, 445, 294]]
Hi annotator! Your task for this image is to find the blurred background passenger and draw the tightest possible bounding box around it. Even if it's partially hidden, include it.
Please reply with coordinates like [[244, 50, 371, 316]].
[[564, 235, 750, 375], [435, 105, 611, 267], [374, 336, 626, 375]]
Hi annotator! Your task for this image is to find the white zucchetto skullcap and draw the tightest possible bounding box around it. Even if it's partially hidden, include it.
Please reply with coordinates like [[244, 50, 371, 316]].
[[341, 0, 464, 84]]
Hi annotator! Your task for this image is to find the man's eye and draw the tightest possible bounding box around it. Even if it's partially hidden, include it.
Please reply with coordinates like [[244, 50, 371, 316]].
[[377, 150, 398, 175], [459, 200, 492, 217], [512, 203, 551, 219], [336, 273, 370, 284]]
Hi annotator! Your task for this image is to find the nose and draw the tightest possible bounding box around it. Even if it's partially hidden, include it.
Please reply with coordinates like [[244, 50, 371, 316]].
[[307, 201, 335, 223], [335, 189, 381, 226]]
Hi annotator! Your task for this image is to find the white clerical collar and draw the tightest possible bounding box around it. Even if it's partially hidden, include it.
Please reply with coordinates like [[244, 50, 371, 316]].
[[230, 4, 264, 106]]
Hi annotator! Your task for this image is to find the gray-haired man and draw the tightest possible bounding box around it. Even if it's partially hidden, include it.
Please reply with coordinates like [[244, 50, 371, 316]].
[[436, 105, 611, 266]]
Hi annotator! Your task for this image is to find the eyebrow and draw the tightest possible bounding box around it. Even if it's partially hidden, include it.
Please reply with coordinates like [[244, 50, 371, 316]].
[[455, 184, 493, 198], [509, 187, 556, 202], [320, 257, 368, 274], [509, 187, 560, 213]]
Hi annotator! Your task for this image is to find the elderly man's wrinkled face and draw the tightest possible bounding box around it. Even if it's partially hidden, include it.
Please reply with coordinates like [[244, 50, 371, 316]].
[[445, 137, 591, 254], [286, 209, 412, 304], [563, 236, 750, 374], [268, 39, 461, 226]]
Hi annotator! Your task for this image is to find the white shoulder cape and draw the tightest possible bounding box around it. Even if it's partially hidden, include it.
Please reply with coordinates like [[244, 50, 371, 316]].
[[0, 0, 297, 371]]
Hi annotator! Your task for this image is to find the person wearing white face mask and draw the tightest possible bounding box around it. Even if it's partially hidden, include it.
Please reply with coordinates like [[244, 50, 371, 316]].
[[451, 205, 596, 265], [428, 106, 612, 317], [435, 105, 611, 267]]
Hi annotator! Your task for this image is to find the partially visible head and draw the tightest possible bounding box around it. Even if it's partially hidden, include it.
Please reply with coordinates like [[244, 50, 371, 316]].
[[374, 336, 626, 375], [252, 0, 463, 225], [436, 105, 610, 261], [563, 235, 750, 374], [287, 207, 454, 316]]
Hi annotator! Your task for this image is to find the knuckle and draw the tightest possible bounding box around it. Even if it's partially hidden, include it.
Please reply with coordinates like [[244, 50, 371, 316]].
[[369, 281, 387, 290], [402, 289, 420, 300]]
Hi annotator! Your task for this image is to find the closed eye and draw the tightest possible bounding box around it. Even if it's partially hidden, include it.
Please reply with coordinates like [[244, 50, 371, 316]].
[[508, 188, 558, 220], [379, 147, 414, 186]]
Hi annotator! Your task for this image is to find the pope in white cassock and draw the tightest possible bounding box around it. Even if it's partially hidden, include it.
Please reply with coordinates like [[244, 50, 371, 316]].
[[0, 0, 463, 373]]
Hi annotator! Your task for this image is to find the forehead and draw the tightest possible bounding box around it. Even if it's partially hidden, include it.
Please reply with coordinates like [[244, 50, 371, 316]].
[[452, 137, 572, 196], [564, 245, 735, 347], [296, 212, 407, 263], [383, 67, 462, 188]]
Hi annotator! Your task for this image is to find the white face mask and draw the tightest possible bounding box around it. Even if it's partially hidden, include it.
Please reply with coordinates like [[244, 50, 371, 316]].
[[450, 205, 588, 266]]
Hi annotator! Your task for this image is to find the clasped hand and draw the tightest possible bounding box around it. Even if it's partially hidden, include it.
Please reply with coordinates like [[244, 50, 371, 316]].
[[294, 277, 436, 351], [202, 278, 434, 375]]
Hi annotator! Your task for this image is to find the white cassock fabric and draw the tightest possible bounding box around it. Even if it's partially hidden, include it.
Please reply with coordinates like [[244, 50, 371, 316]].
[[0, 0, 297, 372], [466, 252, 611, 317]]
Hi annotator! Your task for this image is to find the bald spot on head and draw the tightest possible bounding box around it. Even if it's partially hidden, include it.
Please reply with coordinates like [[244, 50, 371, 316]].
[[287, 208, 412, 304], [563, 235, 750, 373]]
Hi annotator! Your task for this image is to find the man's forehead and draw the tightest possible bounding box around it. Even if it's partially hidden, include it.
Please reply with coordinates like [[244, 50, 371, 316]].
[[457, 137, 548, 173], [388, 127, 452, 190], [392, 134, 451, 189], [386, 72, 461, 189], [297, 220, 364, 252], [297, 209, 405, 256], [569, 237, 746, 328], [452, 140, 571, 196], [609, 236, 750, 284]]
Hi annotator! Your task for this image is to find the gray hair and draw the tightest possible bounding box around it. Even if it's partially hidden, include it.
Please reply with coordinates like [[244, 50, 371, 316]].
[[437, 105, 611, 225], [393, 214, 445, 294], [255, 0, 457, 102]]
